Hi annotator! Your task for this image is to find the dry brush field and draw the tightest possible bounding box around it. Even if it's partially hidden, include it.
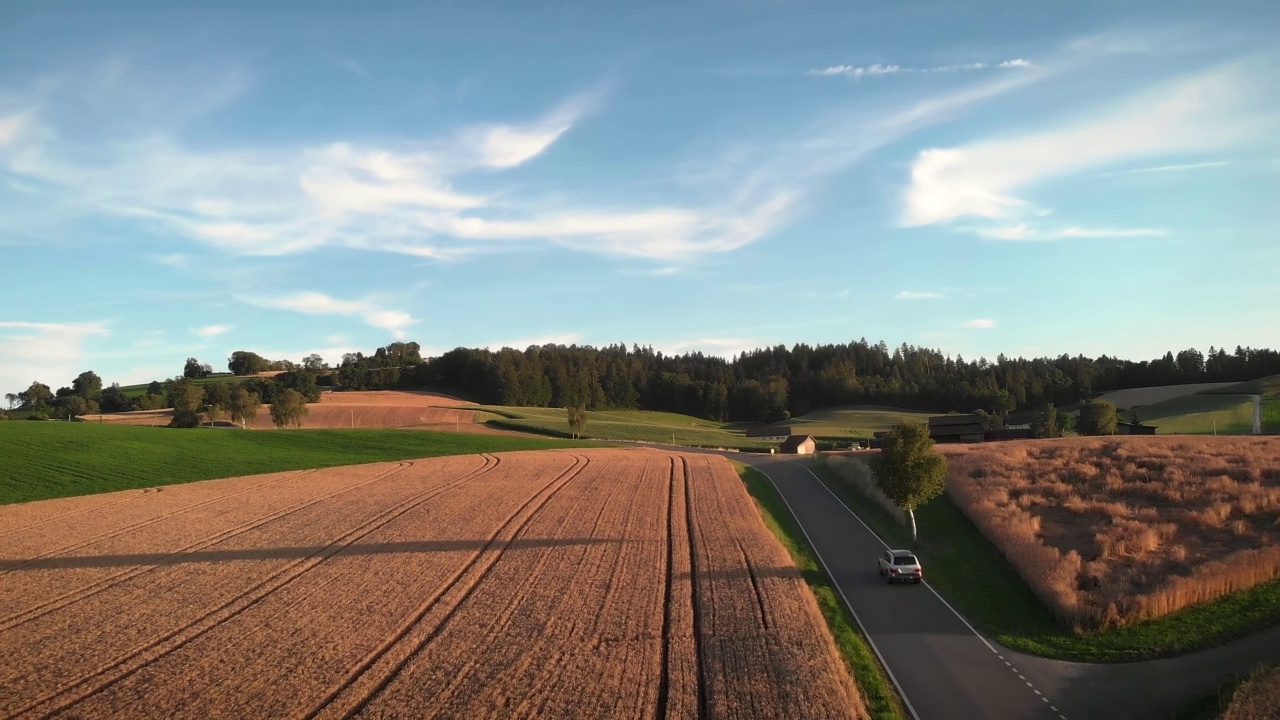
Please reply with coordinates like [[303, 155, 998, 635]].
[[942, 436, 1280, 631], [0, 449, 865, 719]]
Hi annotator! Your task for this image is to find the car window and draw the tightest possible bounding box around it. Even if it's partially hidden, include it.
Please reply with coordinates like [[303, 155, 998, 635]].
[[893, 555, 918, 566]]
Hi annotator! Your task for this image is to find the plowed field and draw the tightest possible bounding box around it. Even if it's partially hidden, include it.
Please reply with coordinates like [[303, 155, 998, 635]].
[[0, 449, 865, 719]]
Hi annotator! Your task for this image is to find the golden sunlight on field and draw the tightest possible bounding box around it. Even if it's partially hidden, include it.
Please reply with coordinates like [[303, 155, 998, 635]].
[[0, 449, 865, 719], [942, 436, 1280, 631]]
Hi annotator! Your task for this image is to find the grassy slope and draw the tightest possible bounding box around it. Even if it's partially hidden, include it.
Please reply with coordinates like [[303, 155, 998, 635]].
[[735, 463, 905, 720], [1138, 393, 1256, 435], [0, 422, 587, 505], [117, 373, 241, 397], [1098, 383, 1237, 410], [1199, 374, 1280, 397], [468, 405, 779, 449], [463, 403, 936, 448], [781, 406, 937, 440], [812, 457, 1280, 663]]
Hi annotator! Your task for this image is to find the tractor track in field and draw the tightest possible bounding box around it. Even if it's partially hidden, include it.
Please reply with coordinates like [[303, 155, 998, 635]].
[[0, 462, 417, 632], [0, 468, 321, 575], [13, 455, 504, 720], [680, 456, 710, 720], [0, 493, 140, 540], [303, 454, 591, 720]]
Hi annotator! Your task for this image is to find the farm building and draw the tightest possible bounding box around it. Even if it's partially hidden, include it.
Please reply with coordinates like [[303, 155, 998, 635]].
[[746, 425, 794, 440], [779, 435, 817, 455], [928, 415, 987, 443], [1113, 422, 1157, 436]]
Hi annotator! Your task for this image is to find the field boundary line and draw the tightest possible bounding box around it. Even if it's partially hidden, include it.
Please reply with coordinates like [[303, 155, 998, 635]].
[[751, 462, 921, 720], [15, 455, 502, 719], [304, 453, 591, 720]]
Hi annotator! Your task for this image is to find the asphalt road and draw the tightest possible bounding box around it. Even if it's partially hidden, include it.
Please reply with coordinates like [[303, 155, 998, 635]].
[[734, 453, 1280, 720]]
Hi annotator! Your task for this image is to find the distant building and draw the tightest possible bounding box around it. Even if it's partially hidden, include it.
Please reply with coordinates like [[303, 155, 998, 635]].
[[1114, 422, 1156, 436], [927, 415, 987, 443], [779, 435, 817, 455], [746, 425, 793, 440]]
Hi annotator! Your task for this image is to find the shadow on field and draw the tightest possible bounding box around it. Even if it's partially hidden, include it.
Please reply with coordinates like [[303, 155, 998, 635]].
[[0, 537, 616, 571]]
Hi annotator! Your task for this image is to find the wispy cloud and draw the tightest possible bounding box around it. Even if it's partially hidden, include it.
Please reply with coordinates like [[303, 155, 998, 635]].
[[485, 333, 582, 350], [0, 111, 31, 146], [329, 55, 369, 77], [896, 290, 945, 300], [1098, 160, 1230, 177], [192, 324, 231, 337], [973, 223, 1168, 241], [902, 63, 1273, 227], [655, 337, 762, 359], [240, 292, 417, 338], [0, 321, 109, 395], [963, 318, 997, 329], [809, 59, 1032, 79]]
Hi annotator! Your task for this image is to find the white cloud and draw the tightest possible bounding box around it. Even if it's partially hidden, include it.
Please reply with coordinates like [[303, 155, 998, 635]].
[[896, 290, 945, 300], [241, 292, 418, 338], [1098, 160, 1230, 176], [963, 318, 997, 329], [0, 111, 30, 146], [484, 333, 582, 351], [809, 59, 1032, 79], [655, 337, 762, 359], [902, 64, 1271, 227], [193, 324, 232, 337], [974, 223, 1168, 241], [0, 321, 109, 396]]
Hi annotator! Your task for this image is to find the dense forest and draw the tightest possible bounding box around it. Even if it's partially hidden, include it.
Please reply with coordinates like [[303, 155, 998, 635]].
[[333, 340, 1280, 423], [9, 340, 1277, 425]]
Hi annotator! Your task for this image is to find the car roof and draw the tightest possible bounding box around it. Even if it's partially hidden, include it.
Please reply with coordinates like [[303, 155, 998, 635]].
[[888, 549, 916, 557]]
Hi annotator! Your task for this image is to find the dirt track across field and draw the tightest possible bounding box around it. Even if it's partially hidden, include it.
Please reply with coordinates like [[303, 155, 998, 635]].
[[0, 449, 866, 719]]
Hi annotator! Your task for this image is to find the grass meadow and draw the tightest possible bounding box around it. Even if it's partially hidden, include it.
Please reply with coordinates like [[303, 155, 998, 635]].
[[776, 405, 936, 440], [466, 403, 935, 448], [0, 422, 585, 505], [1140, 394, 1257, 435]]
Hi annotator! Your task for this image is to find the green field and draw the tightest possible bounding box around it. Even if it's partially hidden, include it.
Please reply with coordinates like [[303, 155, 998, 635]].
[[468, 405, 780, 448], [0, 422, 587, 505], [1199, 374, 1280, 398], [814, 457, 1280, 662], [780, 405, 937, 439], [460, 403, 937, 448], [1139, 393, 1256, 435], [117, 373, 241, 397]]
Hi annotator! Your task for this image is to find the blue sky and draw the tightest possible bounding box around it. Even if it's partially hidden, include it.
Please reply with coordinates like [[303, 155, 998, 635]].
[[2, 1, 1278, 394]]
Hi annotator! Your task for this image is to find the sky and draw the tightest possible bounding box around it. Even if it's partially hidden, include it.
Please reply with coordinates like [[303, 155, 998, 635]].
[[2, 0, 1278, 395]]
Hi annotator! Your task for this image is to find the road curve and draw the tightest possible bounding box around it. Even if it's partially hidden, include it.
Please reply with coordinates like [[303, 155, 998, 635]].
[[732, 453, 1280, 720]]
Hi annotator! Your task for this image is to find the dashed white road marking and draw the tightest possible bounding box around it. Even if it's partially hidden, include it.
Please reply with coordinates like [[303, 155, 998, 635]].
[[796, 461, 1071, 719]]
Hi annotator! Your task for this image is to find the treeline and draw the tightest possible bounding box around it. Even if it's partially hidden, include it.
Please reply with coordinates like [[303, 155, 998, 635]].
[[335, 340, 1280, 422], [7, 340, 1277, 425], [7, 369, 324, 421]]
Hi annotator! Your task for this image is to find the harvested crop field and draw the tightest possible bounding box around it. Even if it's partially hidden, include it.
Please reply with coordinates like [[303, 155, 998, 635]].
[[0, 449, 865, 719], [942, 436, 1280, 631], [84, 391, 491, 432]]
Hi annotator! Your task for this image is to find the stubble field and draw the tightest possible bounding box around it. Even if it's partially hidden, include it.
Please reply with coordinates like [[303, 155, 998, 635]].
[[0, 449, 865, 719], [942, 436, 1280, 631]]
